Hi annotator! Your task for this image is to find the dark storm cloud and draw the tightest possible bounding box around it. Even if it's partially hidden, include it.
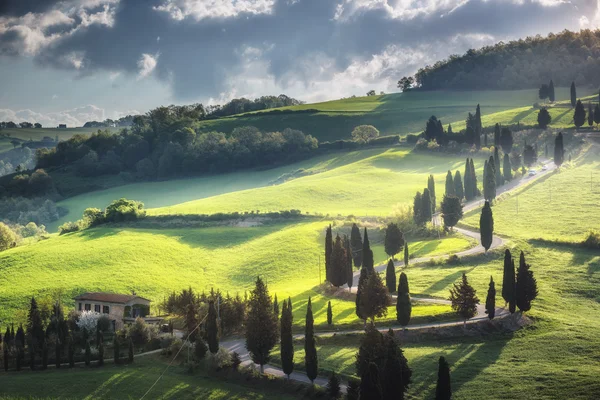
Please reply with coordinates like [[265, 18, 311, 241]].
[[4, 0, 598, 100]]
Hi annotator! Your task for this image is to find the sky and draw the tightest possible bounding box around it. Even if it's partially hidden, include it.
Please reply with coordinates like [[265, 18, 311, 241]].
[[0, 0, 599, 127]]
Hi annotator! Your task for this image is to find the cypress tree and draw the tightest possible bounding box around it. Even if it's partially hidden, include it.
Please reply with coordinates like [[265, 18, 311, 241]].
[[445, 170, 455, 196], [435, 356, 452, 400], [574, 100, 586, 129], [327, 371, 342, 399], [327, 301, 333, 326], [206, 300, 219, 354], [68, 337, 75, 368], [3, 345, 8, 371], [441, 194, 463, 229], [280, 299, 294, 378], [362, 228, 374, 272], [27, 297, 44, 350], [345, 235, 354, 292], [384, 222, 404, 260], [548, 79, 555, 102], [500, 127, 513, 154], [594, 104, 600, 126], [428, 174, 436, 213], [325, 225, 333, 283], [413, 191, 423, 224], [479, 201, 494, 252], [194, 338, 208, 361], [421, 188, 433, 223], [516, 252, 538, 312], [554, 132, 564, 167], [98, 341, 104, 366], [404, 243, 409, 268], [304, 297, 318, 384], [128, 338, 134, 363], [494, 147, 503, 186], [42, 339, 48, 369], [454, 171, 464, 201], [503, 154, 512, 181], [245, 277, 278, 374], [396, 272, 412, 329], [355, 267, 369, 322], [350, 223, 363, 268], [470, 158, 478, 198], [485, 276, 496, 320], [448, 124, 453, 135], [484, 157, 496, 202], [463, 158, 472, 201], [570, 81, 577, 108], [509, 259, 517, 314], [449, 273, 479, 325], [386, 259, 396, 293], [383, 329, 412, 400], [273, 294, 279, 317], [538, 107, 551, 128], [588, 103, 594, 127], [502, 249, 515, 307]]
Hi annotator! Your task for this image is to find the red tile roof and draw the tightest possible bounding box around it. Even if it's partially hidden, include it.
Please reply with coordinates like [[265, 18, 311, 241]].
[[73, 292, 151, 304]]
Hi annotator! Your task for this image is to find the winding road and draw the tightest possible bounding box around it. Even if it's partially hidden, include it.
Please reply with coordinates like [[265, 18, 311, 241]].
[[219, 157, 557, 388]]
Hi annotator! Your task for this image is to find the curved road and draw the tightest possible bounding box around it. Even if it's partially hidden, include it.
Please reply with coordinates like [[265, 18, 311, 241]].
[[220, 157, 557, 387]]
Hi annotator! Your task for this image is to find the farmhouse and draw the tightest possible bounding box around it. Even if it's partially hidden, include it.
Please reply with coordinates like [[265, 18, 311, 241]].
[[58, 124, 67, 128], [73, 292, 161, 330]]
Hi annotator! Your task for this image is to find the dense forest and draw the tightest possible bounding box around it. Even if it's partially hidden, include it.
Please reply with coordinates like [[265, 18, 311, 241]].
[[415, 30, 600, 90]]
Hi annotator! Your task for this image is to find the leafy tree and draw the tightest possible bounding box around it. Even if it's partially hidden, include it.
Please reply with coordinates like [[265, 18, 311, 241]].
[[350, 223, 363, 268], [574, 100, 586, 129], [351, 125, 379, 143], [325, 225, 333, 283], [384, 222, 404, 259], [483, 158, 496, 202], [428, 174, 437, 213], [554, 132, 564, 167], [454, 171, 464, 201], [396, 272, 412, 329], [589, 103, 595, 127], [404, 243, 409, 268], [327, 301, 333, 325], [479, 201, 494, 252], [397, 76, 414, 92], [548, 80, 555, 102], [358, 269, 389, 323], [366, 90, 376, 96], [500, 127, 513, 154], [445, 170, 455, 196], [449, 273, 479, 325], [206, 300, 219, 354], [425, 116, 445, 144], [421, 188, 433, 223], [386, 259, 396, 293], [435, 356, 452, 400], [485, 276, 496, 320], [570, 81, 577, 108], [538, 84, 549, 102], [0, 222, 16, 251], [538, 107, 551, 129], [516, 252, 538, 312], [503, 154, 512, 181], [362, 228, 374, 272], [280, 299, 294, 378], [304, 297, 318, 384], [441, 195, 463, 229], [245, 277, 278, 373], [273, 294, 279, 317], [327, 371, 342, 399]]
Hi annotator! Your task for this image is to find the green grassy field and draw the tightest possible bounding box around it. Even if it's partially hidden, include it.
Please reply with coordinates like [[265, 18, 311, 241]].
[[0, 355, 296, 399], [196, 89, 566, 142], [463, 146, 600, 241]]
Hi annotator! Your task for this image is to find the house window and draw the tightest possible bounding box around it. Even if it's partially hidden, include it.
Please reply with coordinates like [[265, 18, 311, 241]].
[[85, 303, 91, 311], [78, 303, 82, 311], [103, 305, 110, 314], [94, 305, 101, 313]]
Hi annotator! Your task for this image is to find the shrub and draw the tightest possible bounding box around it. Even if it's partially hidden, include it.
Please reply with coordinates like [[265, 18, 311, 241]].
[[582, 230, 600, 249], [58, 221, 81, 235], [127, 317, 151, 347], [0, 222, 17, 251], [405, 134, 421, 144], [351, 125, 380, 143], [83, 208, 105, 226], [97, 315, 111, 332], [104, 198, 146, 222], [414, 138, 429, 150], [194, 339, 208, 361], [76, 311, 101, 336]]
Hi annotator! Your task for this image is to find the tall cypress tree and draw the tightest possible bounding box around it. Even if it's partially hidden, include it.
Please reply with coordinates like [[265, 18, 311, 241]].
[[516, 252, 538, 312], [331, 234, 348, 287], [325, 225, 333, 283], [454, 171, 464, 201], [503, 154, 512, 181], [421, 188, 433, 223], [548, 79, 555, 102], [396, 272, 412, 329], [494, 147, 503, 186], [502, 249, 515, 305], [305, 297, 318, 384], [350, 223, 363, 268], [355, 267, 369, 322], [345, 235, 354, 292], [588, 103, 594, 127], [327, 301, 333, 325], [484, 157, 496, 202], [435, 356, 452, 400], [463, 158, 472, 201], [41, 339, 48, 369], [413, 191, 423, 224], [206, 300, 219, 354], [362, 228, 374, 272], [449, 273, 479, 325], [55, 341, 61, 369], [554, 132, 564, 167], [280, 298, 294, 378], [509, 259, 517, 313], [273, 294, 279, 317], [479, 201, 494, 252], [245, 277, 278, 373], [404, 243, 409, 268], [485, 276, 496, 320], [570, 81, 577, 108], [27, 297, 44, 350], [383, 329, 412, 400], [386, 259, 396, 293], [475, 104, 483, 147], [327, 371, 342, 399], [445, 170, 455, 196], [428, 174, 436, 213], [574, 100, 586, 129], [500, 127, 514, 154]]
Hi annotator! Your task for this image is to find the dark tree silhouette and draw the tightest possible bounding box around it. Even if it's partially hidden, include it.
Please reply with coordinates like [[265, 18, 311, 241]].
[[554, 132, 564, 167], [358, 270, 389, 323], [350, 223, 363, 268], [449, 273, 479, 325], [327, 371, 342, 399], [384, 222, 404, 259], [480, 201, 494, 252], [500, 127, 513, 154], [345, 235, 354, 292], [280, 298, 294, 378], [570, 81, 577, 108], [483, 159, 496, 202], [245, 277, 278, 373], [503, 154, 512, 181], [421, 188, 433, 223], [325, 225, 333, 283], [485, 276, 496, 320], [362, 228, 374, 272], [494, 147, 504, 186], [548, 80, 555, 102], [330, 234, 348, 287], [304, 297, 318, 384], [494, 123, 501, 147], [413, 191, 423, 224], [386, 259, 397, 293], [273, 294, 279, 317], [206, 300, 219, 354], [454, 170, 464, 201], [435, 356, 452, 400], [327, 300, 333, 325], [441, 195, 463, 229], [445, 170, 455, 196], [396, 272, 412, 329], [404, 244, 409, 268], [355, 267, 369, 322], [574, 100, 586, 129], [538, 107, 551, 128], [428, 174, 437, 213], [516, 252, 538, 312], [589, 103, 594, 127]]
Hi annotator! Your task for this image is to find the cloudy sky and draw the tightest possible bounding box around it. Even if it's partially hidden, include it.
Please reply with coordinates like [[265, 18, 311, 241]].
[[0, 0, 598, 127]]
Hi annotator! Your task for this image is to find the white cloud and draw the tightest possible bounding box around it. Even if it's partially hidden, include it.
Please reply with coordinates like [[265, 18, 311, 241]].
[[154, 0, 276, 21], [137, 53, 159, 79], [0, 105, 105, 127]]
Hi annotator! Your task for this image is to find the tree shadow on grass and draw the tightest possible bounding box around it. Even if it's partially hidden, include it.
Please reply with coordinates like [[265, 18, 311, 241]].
[[510, 107, 535, 123], [420, 268, 475, 296]]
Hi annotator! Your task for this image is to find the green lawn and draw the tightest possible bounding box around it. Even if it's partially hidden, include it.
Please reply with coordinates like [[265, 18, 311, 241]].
[[462, 147, 600, 241], [0, 355, 295, 400]]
